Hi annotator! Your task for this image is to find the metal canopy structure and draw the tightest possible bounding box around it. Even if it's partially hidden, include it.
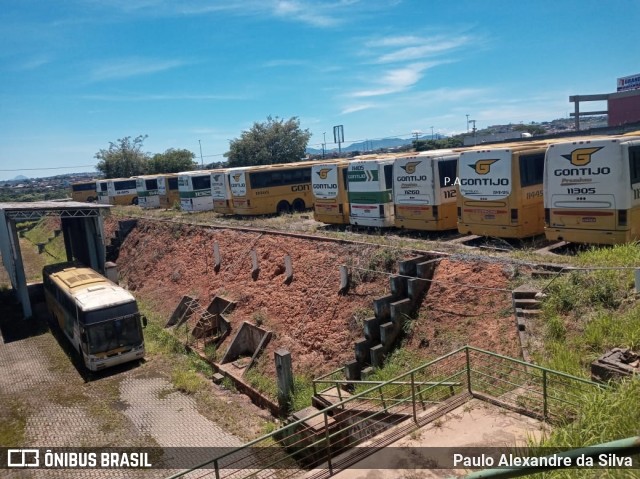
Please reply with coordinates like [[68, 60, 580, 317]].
[[0, 201, 111, 318]]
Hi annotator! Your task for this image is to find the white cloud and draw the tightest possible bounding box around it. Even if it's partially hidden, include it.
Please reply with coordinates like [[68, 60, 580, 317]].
[[341, 103, 376, 114], [82, 92, 248, 101], [350, 62, 440, 98], [89, 58, 187, 81]]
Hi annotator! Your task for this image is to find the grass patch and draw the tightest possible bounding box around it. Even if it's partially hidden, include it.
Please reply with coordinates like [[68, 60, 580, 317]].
[[0, 398, 28, 446], [244, 367, 278, 401], [171, 368, 208, 394]]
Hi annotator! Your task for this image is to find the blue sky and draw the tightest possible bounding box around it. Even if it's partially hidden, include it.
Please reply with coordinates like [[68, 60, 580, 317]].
[[1, 0, 638, 180]]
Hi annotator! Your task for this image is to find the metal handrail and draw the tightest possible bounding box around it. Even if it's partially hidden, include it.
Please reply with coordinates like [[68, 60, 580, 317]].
[[165, 345, 605, 479]]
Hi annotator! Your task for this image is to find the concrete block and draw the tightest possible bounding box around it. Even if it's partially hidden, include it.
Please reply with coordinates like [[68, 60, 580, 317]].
[[344, 360, 361, 381], [390, 298, 412, 324], [355, 338, 372, 365], [363, 317, 381, 342], [398, 255, 431, 276], [370, 344, 384, 368], [373, 295, 395, 320], [380, 322, 396, 348], [212, 373, 225, 384], [407, 278, 428, 305], [389, 275, 407, 297]]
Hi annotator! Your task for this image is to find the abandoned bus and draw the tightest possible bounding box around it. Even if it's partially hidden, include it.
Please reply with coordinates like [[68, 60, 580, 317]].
[[96, 178, 138, 206], [348, 157, 395, 227], [230, 162, 314, 215], [393, 151, 459, 231], [178, 170, 215, 212], [544, 135, 640, 244], [70, 180, 98, 203], [211, 168, 237, 215], [43, 263, 146, 371], [457, 143, 549, 238], [312, 160, 350, 224], [136, 174, 180, 209]]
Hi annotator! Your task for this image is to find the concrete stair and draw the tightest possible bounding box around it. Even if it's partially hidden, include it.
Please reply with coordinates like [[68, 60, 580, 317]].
[[348, 254, 444, 377], [512, 285, 543, 362]]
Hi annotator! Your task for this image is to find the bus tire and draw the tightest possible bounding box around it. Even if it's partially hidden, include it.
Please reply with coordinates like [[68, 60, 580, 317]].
[[277, 201, 291, 215], [292, 199, 305, 212], [86, 196, 95, 203], [132, 197, 139, 206]]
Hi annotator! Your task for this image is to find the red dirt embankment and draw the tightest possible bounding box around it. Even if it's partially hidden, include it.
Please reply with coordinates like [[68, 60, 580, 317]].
[[406, 258, 520, 358], [113, 219, 401, 377]]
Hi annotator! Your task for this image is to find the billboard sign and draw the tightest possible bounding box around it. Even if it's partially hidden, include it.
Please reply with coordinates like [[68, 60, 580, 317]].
[[617, 73, 640, 92]]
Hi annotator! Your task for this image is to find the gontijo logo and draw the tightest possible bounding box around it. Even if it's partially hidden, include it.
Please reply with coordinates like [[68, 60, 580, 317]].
[[316, 168, 332, 180], [212, 174, 221, 182], [561, 147, 603, 166], [470, 159, 498, 175], [400, 161, 421, 175]]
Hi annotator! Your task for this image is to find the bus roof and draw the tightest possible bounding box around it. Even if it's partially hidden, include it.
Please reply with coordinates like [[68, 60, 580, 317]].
[[44, 263, 136, 311]]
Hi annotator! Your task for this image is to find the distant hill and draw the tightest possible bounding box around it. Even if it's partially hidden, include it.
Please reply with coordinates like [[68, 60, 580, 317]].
[[13, 175, 28, 181], [307, 136, 418, 155]]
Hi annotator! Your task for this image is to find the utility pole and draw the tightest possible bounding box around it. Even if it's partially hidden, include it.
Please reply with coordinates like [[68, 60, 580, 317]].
[[198, 139, 204, 169], [469, 120, 477, 145], [322, 132, 326, 159]]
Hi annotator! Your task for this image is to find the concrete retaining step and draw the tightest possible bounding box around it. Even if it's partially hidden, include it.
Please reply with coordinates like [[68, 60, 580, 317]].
[[513, 298, 541, 310]]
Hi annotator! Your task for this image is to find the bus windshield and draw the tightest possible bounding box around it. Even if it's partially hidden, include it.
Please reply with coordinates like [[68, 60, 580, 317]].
[[86, 315, 142, 354]]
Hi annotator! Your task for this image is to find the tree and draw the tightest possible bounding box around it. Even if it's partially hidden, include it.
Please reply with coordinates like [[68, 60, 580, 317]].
[[413, 136, 463, 152], [148, 148, 197, 174], [95, 135, 149, 178], [225, 116, 311, 167]]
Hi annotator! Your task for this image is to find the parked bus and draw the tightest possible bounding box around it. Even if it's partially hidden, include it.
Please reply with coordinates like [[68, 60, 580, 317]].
[[96, 179, 109, 204], [312, 160, 350, 224], [348, 157, 395, 227], [70, 180, 98, 203], [211, 168, 237, 215], [178, 170, 216, 212], [457, 143, 549, 238], [136, 174, 180, 209], [43, 263, 146, 372], [230, 162, 314, 215], [95, 178, 138, 205], [393, 151, 459, 231], [544, 135, 640, 244]]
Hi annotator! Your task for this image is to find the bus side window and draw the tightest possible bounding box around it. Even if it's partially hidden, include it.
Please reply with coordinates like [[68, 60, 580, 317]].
[[629, 146, 640, 186], [384, 165, 393, 189]]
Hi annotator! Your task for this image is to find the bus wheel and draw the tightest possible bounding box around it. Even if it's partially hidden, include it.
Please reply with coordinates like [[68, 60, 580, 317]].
[[132, 197, 139, 205], [87, 196, 95, 203], [292, 199, 305, 212], [277, 201, 291, 215]]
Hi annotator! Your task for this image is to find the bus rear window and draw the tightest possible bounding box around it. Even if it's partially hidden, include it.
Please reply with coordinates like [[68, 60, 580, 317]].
[[145, 179, 158, 190], [384, 165, 393, 189], [439, 160, 457, 187], [519, 153, 545, 187], [168, 177, 179, 190], [191, 175, 211, 190]]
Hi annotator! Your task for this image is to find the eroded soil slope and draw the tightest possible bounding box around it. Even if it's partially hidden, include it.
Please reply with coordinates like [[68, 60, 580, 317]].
[[406, 258, 521, 358], [113, 219, 404, 377]]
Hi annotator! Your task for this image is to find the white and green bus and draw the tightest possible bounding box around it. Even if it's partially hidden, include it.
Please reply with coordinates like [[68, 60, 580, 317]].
[[348, 157, 395, 228], [178, 170, 216, 212]]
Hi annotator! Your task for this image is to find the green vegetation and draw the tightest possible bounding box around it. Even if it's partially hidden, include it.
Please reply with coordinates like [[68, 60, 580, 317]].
[[225, 116, 311, 167], [0, 400, 27, 446], [95, 135, 197, 178]]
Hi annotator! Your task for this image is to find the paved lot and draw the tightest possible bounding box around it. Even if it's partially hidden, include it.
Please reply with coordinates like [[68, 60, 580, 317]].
[[0, 315, 248, 479]]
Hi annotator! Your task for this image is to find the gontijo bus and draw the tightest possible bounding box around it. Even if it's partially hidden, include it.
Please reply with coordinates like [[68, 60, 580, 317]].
[[544, 135, 640, 244], [43, 263, 146, 371], [393, 150, 459, 231], [457, 142, 549, 238], [212, 168, 241, 215], [136, 174, 180, 209], [178, 170, 216, 212], [230, 162, 314, 215], [70, 180, 98, 203], [348, 157, 395, 228], [312, 160, 350, 224], [96, 178, 139, 206]]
